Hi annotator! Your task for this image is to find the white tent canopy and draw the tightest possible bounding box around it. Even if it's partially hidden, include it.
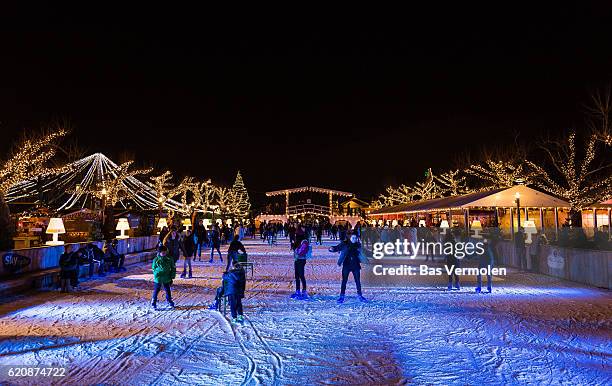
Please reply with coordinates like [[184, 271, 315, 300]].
[[465, 185, 570, 208]]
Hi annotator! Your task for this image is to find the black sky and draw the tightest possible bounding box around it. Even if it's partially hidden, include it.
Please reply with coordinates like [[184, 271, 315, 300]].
[[2, 4, 612, 202]]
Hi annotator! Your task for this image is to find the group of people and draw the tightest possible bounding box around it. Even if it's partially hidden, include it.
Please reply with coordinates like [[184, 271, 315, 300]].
[[258, 220, 352, 247], [152, 221, 249, 324], [58, 239, 126, 292]]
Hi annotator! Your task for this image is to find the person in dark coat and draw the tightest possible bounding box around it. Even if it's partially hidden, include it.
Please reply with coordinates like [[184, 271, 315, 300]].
[[59, 244, 82, 292], [181, 230, 196, 278], [79, 243, 106, 277], [477, 228, 501, 293], [193, 220, 209, 261], [103, 240, 126, 272], [443, 232, 460, 290], [223, 260, 247, 324], [209, 225, 223, 263], [329, 234, 367, 303], [158, 226, 169, 247], [163, 227, 187, 263], [225, 238, 247, 272]]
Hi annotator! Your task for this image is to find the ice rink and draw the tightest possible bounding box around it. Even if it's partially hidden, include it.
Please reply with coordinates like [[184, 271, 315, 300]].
[[0, 237, 610, 385]]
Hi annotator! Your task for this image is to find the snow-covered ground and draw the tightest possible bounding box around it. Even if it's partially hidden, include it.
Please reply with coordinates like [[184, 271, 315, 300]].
[[0, 237, 610, 385]]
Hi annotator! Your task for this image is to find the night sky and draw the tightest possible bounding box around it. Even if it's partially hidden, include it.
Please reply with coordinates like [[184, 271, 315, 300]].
[[2, 4, 612, 203]]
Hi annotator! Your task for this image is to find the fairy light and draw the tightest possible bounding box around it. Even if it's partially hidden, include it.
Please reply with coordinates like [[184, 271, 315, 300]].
[[434, 169, 474, 196], [526, 132, 612, 211], [465, 160, 535, 189], [150, 171, 193, 211], [0, 129, 70, 197]]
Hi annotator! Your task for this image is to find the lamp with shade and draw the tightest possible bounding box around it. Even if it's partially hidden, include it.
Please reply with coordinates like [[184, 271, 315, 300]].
[[418, 219, 426, 227], [157, 218, 168, 229], [116, 218, 130, 239], [46, 218, 66, 246], [471, 219, 483, 238], [182, 218, 192, 231]]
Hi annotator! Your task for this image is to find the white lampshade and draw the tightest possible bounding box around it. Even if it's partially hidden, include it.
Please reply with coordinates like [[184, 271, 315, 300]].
[[46, 217, 65, 245], [46, 218, 66, 234], [116, 218, 130, 231], [419, 219, 426, 227], [440, 220, 450, 228], [157, 218, 168, 229], [182, 218, 192, 227], [471, 220, 482, 229], [523, 220, 536, 229]]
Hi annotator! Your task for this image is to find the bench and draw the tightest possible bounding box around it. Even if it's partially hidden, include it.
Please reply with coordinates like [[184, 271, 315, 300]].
[[0, 250, 157, 297]]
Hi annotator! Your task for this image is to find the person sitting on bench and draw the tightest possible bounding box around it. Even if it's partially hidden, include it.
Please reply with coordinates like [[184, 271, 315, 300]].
[[103, 240, 126, 272], [79, 243, 107, 277], [59, 244, 82, 292]]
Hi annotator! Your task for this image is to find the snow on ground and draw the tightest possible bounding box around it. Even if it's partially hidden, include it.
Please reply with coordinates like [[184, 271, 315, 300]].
[[0, 237, 610, 385]]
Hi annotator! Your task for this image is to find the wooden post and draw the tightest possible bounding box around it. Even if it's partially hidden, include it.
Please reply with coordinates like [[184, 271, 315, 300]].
[[539, 207, 544, 232], [608, 208, 611, 240], [464, 209, 469, 232], [593, 208, 598, 231], [285, 191, 289, 216], [510, 207, 515, 240], [525, 207, 529, 221], [554, 207, 559, 239]]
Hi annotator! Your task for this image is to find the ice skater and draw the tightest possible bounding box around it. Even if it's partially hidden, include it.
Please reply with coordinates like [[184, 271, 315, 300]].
[[225, 236, 247, 272], [476, 229, 500, 293], [291, 238, 312, 299], [209, 224, 223, 263], [225, 260, 247, 324], [151, 246, 176, 310], [164, 226, 187, 263], [443, 232, 460, 290], [329, 233, 367, 303], [181, 229, 195, 278]]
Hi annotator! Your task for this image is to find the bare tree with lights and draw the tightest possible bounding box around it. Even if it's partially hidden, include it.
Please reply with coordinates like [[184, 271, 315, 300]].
[[150, 171, 193, 215], [412, 168, 444, 200], [526, 131, 612, 224], [0, 128, 70, 249], [435, 169, 473, 196], [214, 186, 238, 221]]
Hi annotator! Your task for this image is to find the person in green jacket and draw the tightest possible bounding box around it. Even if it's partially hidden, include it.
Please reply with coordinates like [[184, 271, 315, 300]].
[[151, 246, 176, 310]]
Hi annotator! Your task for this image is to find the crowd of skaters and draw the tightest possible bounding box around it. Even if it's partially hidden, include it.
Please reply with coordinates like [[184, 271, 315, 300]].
[[57, 216, 530, 324]]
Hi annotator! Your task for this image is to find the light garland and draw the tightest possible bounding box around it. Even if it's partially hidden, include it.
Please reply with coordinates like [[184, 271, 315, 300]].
[[465, 160, 535, 189], [526, 132, 612, 211], [232, 171, 251, 218], [0, 129, 70, 197]]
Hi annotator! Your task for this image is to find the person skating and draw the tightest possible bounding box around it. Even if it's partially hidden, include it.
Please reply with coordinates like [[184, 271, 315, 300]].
[[151, 246, 176, 310], [476, 228, 501, 293], [224, 260, 247, 324], [225, 237, 247, 273], [443, 231, 460, 290], [209, 225, 223, 263], [181, 229, 196, 278], [291, 238, 312, 299], [163, 227, 187, 263], [329, 234, 367, 303], [193, 220, 209, 262]]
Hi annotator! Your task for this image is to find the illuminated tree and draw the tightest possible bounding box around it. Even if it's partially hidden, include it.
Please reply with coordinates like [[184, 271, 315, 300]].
[[377, 184, 415, 206], [231, 171, 251, 218], [412, 168, 443, 200], [435, 169, 472, 196], [526, 132, 612, 221], [150, 171, 192, 214], [0, 129, 70, 249], [465, 160, 534, 189], [181, 178, 216, 223], [214, 186, 238, 220]]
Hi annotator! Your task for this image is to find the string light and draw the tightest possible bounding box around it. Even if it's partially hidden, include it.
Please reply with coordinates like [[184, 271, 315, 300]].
[[0, 129, 70, 197], [465, 160, 535, 189], [526, 132, 612, 211]]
